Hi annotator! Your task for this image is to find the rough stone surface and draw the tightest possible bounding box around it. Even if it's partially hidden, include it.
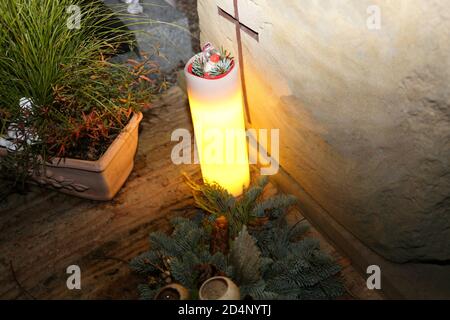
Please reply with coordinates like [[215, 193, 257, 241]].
[[198, 0, 450, 262], [104, 0, 194, 71]]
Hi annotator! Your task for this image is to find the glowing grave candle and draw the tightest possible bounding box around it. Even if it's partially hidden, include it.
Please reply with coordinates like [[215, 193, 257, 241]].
[[184, 48, 250, 196]]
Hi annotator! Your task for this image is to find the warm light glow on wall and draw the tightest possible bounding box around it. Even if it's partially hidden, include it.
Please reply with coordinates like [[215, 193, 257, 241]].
[[184, 57, 250, 196]]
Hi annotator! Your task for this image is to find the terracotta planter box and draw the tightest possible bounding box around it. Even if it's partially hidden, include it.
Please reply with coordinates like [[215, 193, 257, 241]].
[[0, 112, 143, 201]]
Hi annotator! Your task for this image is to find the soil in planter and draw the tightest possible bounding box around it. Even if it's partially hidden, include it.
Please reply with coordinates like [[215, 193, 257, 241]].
[[41, 105, 132, 161]]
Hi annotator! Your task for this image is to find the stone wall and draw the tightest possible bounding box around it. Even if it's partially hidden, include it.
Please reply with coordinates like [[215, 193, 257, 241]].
[[198, 0, 450, 262]]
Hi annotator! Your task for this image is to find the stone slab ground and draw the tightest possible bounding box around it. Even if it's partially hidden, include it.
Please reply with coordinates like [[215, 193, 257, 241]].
[[0, 87, 381, 300], [104, 0, 194, 72]]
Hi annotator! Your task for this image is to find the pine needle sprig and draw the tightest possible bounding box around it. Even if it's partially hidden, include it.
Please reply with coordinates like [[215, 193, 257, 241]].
[[192, 54, 206, 77], [209, 59, 233, 77], [219, 46, 233, 60]]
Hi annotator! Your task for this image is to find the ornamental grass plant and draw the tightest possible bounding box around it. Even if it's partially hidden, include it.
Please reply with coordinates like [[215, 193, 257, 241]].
[[0, 0, 163, 193]]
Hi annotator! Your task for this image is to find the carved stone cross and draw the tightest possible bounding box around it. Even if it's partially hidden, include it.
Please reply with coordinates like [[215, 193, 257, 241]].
[[218, 0, 259, 124]]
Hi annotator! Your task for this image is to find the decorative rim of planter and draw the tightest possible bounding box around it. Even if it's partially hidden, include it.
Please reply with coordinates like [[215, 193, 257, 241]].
[[0, 112, 143, 173]]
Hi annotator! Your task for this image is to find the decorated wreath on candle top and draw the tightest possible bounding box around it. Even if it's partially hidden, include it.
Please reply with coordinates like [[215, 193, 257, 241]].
[[190, 43, 234, 79]]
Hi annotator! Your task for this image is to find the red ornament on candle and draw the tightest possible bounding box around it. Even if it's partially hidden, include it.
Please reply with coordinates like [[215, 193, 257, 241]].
[[210, 54, 220, 63]]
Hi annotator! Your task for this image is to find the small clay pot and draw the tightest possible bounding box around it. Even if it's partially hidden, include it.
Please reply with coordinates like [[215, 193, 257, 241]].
[[154, 283, 190, 300], [199, 276, 240, 300]]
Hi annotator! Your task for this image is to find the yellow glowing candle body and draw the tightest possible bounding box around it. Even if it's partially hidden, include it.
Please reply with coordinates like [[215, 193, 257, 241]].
[[184, 57, 250, 196]]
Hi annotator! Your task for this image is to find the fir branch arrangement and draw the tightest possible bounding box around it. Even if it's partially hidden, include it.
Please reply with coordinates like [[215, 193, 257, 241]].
[[191, 54, 206, 78], [130, 176, 345, 300], [184, 174, 298, 238], [209, 59, 233, 77], [219, 46, 234, 61]]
